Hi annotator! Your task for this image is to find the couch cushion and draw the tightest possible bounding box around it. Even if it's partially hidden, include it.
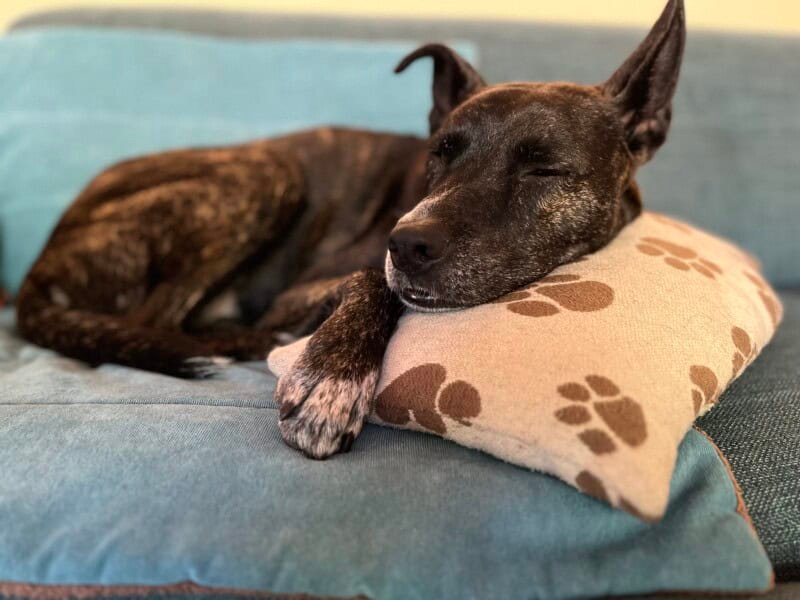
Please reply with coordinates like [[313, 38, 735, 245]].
[[0, 324, 773, 599], [698, 290, 800, 580], [2, 287, 795, 592]]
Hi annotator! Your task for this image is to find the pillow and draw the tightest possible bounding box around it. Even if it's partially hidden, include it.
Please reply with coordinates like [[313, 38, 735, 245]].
[[269, 211, 783, 522], [0, 312, 776, 598], [0, 358, 775, 600], [0, 28, 475, 293]]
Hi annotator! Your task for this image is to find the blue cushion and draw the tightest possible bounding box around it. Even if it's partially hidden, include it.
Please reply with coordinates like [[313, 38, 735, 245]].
[[0, 28, 474, 293], [0, 309, 775, 598]]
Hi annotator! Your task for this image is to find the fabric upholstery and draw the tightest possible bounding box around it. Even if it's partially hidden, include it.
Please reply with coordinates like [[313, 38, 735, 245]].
[[9, 9, 800, 289], [0, 306, 774, 598]]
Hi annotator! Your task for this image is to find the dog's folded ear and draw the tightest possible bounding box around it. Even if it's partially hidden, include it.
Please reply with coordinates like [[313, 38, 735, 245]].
[[395, 44, 486, 133], [603, 0, 686, 166]]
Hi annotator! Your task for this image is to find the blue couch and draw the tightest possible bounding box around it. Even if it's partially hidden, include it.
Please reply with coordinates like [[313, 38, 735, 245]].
[[1, 8, 798, 600]]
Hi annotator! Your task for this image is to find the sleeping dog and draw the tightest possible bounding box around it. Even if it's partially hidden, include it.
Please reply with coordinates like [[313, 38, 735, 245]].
[[17, 0, 685, 458]]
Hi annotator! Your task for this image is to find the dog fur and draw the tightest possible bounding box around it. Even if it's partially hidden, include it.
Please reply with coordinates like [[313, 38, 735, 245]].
[[16, 0, 685, 458]]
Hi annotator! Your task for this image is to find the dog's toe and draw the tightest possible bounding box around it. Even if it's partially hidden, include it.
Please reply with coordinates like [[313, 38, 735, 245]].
[[180, 356, 232, 379], [275, 369, 377, 459]]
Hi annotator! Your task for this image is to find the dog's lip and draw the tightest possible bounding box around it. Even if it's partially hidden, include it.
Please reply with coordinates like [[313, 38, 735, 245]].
[[401, 286, 435, 301], [398, 287, 461, 311]]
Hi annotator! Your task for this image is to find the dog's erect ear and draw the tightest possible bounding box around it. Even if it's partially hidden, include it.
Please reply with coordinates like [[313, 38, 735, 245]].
[[603, 0, 685, 165], [395, 44, 486, 133]]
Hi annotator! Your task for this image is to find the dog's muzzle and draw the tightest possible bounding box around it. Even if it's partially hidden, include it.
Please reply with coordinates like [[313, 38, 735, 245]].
[[385, 251, 458, 313], [387, 218, 450, 277]]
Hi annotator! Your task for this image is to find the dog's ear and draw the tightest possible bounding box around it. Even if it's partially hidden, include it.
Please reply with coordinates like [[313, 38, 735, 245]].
[[395, 44, 486, 133], [603, 0, 685, 165]]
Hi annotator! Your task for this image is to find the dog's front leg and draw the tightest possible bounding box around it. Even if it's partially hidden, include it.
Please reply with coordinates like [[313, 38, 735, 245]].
[[275, 268, 404, 459]]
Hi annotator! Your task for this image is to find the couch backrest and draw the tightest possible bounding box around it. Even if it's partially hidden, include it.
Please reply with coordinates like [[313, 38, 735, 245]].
[[10, 9, 800, 288]]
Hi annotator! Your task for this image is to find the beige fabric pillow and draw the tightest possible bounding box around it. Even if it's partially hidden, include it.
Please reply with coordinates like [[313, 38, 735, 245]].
[[268, 212, 782, 521]]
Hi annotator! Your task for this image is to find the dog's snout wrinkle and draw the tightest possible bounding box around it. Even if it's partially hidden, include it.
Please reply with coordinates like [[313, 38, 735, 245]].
[[388, 219, 450, 276]]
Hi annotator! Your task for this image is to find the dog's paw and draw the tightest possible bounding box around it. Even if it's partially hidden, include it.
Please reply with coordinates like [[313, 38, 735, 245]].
[[179, 356, 232, 379], [275, 365, 378, 459]]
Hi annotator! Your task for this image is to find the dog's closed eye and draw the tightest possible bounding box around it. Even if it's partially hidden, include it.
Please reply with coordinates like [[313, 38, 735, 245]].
[[430, 132, 467, 163], [519, 166, 570, 178], [514, 140, 571, 178]]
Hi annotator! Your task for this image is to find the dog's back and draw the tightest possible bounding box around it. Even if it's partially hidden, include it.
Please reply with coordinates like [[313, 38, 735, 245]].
[[16, 128, 426, 377]]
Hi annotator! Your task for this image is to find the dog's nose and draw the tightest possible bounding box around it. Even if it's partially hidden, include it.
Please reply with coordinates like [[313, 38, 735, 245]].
[[388, 220, 449, 276]]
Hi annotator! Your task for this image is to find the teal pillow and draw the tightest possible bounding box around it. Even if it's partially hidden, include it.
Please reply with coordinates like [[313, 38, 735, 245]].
[[0, 307, 775, 598], [0, 28, 474, 292]]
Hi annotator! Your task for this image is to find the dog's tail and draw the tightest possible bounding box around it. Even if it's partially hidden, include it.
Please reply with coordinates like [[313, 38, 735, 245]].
[[15, 282, 228, 379]]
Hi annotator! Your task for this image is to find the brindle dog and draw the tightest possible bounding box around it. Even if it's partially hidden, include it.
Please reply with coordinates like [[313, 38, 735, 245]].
[[17, 0, 685, 458]]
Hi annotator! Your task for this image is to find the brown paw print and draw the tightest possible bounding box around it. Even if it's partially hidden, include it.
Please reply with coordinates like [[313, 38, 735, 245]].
[[731, 326, 757, 381], [554, 375, 647, 455], [636, 237, 723, 279], [374, 364, 481, 435], [575, 470, 610, 503], [744, 270, 781, 329], [574, 470, 656, 521], [689, 365, 720, 416], [493, 274, 614, 317]]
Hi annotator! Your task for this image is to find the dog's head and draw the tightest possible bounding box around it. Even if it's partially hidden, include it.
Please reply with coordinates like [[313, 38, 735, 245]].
[[386, 0, 685, 311]]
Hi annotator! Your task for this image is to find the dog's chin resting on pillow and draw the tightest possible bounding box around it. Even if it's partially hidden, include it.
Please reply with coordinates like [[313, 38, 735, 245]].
[[269, 211, 782, 521]]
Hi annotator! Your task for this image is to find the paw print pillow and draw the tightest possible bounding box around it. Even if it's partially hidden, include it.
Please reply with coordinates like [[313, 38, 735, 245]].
[[268, 211, 782, 522]]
